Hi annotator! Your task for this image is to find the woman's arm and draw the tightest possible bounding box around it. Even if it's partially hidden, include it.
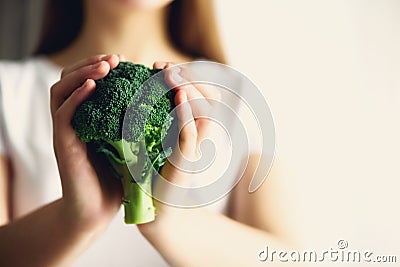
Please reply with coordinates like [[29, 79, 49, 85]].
[[0, 156, 102, 266], [0, 156, 11, 225], [228, 154, 294, 243], [0, 199, 104, 267], [138, 62, 295, 266], [140, 156, 291, 267]]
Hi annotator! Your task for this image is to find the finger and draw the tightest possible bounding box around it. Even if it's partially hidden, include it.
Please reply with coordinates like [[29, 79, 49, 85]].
[[175, 90, 197, 158], [53, 79, 96, 144], [61, 54, 119, 78], [117, 54, 126, 62], [61, 54, 120, 78], [157, 61, 220, 101], [156, 61, 205, 101], [153, 61, 168, 69], [105, 54, 120, 70], [185, 82, 221, 101], [166, 69, 212, 120], [176, 67, 221, 101], [51, 61, 109, 114], [157, 62, 216, 112], [166, 68, 203, 99], [53, 80, 97, 190], [153, 61, 176, 70]]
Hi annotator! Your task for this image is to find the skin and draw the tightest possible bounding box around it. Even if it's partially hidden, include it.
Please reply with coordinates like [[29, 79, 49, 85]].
[[0, 55, 124, 267], [0, 0, 297, 266]]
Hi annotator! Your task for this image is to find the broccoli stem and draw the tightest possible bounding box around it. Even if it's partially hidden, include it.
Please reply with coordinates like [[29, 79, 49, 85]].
[[106, 139, 156, 224], [122, 167, 155, 224]]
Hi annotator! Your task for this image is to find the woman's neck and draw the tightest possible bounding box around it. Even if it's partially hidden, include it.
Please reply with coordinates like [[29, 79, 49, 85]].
[[50, 7, 190, 67]]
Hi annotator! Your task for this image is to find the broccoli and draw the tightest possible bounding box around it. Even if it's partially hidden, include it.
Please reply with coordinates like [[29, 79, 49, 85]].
[[71, 62, 176, 224]]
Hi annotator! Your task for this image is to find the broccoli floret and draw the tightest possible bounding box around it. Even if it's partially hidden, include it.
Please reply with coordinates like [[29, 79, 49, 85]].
[[71, 62, 175, 224]]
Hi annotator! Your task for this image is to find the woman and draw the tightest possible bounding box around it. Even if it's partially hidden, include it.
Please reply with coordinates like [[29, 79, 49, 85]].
[[0, 0, 289, 266]]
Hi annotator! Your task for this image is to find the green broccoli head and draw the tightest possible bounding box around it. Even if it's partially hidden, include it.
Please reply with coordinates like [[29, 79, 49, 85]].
[[72, 62, 168, 142], [72, 61, 175, 150], [71, 61, 176, 224]]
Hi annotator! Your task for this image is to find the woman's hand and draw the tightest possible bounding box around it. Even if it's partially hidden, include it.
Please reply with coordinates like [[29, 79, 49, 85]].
[[139, 61, 221, 234], [50, 54, 124, 231]]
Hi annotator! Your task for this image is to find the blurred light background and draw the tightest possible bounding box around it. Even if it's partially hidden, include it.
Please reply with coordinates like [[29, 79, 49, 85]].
[[1, 0, 399, 265], [215, 1, 400, 264]]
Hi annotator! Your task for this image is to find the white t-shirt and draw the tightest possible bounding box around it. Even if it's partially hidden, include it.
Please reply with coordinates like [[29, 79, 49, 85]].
[[0, 57, 260, 266]]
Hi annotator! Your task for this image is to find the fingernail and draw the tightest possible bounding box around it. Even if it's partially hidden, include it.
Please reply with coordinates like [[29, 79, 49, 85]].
[[81, 79, 89, 88], [153, 61, 164, 69]]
